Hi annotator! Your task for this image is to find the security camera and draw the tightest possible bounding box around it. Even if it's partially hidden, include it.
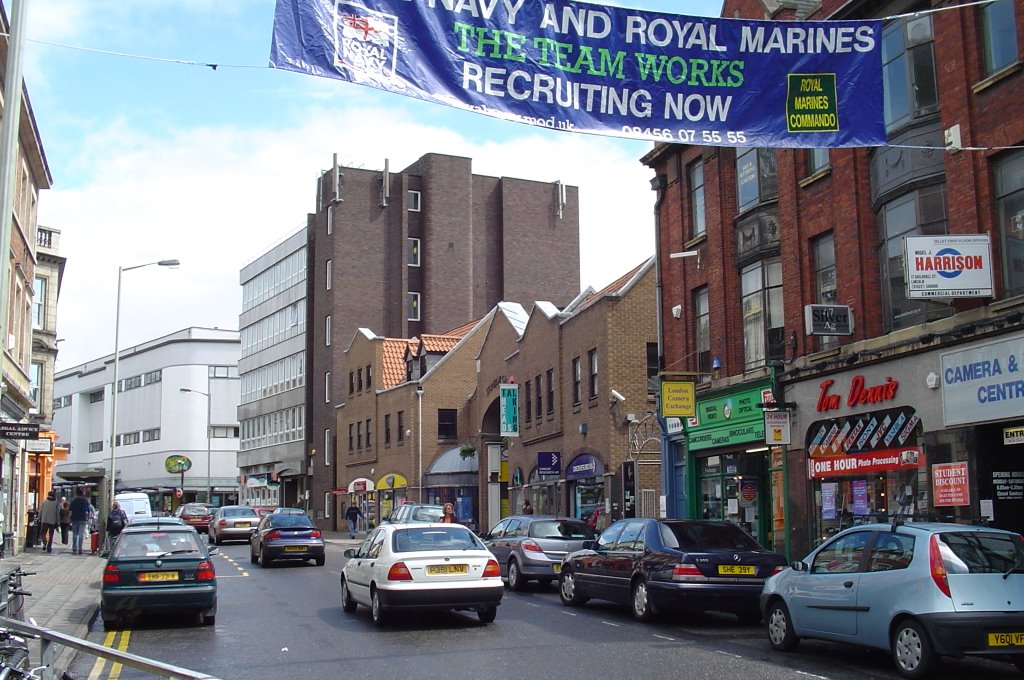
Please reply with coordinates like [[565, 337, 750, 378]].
[[610, 389, 626, 403]]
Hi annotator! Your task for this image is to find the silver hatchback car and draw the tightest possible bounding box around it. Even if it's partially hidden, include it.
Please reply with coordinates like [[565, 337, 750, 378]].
[[761, 522, 1024, 678], [481, 515, 596, 591], [208, 505, 260, 545]]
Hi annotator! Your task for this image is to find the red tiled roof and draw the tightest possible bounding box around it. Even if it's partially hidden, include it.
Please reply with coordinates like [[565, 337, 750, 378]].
[[571, 260, 649, 315], [420, 334, 460, 353], [440, 318, 479, 337], [381, 339, 415, 388]]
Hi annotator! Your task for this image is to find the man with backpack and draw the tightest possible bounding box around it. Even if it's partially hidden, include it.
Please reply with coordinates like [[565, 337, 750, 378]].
[[104, 501, 129, 555]]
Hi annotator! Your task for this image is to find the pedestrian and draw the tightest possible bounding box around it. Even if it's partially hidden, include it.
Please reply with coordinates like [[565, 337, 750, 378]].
[[441, 503, 456, 523], [522, 499, 534, 515], [59, 498, 71, 545], [69, 488, 91, 555], [344, 503, 363, 539], [38, 492, 60, 553], [105, 502, 128, 555]]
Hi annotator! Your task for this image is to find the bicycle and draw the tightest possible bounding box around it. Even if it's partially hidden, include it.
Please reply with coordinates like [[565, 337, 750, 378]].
[[0, 627, 45, 679], [4, 570, 34, 623]]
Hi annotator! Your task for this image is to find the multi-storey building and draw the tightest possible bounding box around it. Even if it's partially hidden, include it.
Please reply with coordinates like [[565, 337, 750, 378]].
[[307, 152, 581, 528], [238, 227, 307, 509], [644, 0, 1023, 558], [52, 328, 241, 513]]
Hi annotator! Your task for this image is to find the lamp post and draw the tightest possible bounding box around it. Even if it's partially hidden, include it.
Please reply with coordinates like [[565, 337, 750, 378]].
[[109, 259, 179, 509], [180, 386, 212, 503]]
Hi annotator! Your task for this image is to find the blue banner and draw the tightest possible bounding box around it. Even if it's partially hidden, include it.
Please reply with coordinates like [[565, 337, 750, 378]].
[[271, 0, 884, 147]]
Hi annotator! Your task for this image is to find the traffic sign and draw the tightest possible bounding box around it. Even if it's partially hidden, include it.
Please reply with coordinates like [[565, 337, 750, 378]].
[[0, 422, 40, 439]]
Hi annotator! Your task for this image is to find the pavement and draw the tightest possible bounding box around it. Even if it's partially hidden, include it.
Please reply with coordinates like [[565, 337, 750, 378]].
[[1, 530, 364, 675]]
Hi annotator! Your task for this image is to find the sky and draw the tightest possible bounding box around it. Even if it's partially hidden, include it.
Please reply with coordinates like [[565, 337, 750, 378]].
[[22, 0, 722, 370]]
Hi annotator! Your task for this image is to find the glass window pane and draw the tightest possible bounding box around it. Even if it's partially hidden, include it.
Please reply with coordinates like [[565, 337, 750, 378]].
[[981, 0, 1019, 75]]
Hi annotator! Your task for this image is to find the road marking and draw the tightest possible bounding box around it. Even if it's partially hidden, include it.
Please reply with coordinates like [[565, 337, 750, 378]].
[[601, 621, 620, 627], [794, 672, 830, 679], [715, 651, 742, 659], [89, 630, 131, 680], [522, 602, 541, 608], [652, 634, 675, 641], [560, 610, 577, 616]]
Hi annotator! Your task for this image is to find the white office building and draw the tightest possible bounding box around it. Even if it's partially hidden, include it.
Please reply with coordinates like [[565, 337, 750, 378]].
[[52, 327, 240, 513]]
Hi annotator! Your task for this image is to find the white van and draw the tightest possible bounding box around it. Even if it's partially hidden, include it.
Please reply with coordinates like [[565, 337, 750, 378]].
[[114, 492, 153, 523]]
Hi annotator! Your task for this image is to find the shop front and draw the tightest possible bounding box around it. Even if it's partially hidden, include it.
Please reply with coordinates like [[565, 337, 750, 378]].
[[376, 473, 408, 524], [345, 477, 375, 532], [684, 382, 788, 556], [424, 446, 479, 530], [565, 453, 606, 526]]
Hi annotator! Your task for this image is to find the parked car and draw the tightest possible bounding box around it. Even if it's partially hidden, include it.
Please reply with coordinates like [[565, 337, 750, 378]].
[[272, 507, 307, 515], [250, 513, 325, 567], [481, 515, 595, 591], [208, 505, 260, 545], [174, 503, 213, 533], [558, 518, 786, 623], [100, 524, 218, 628], [252, 506, 276, 518], [385, 504, 445, 524], [125, 517, 187, 530], [340, 523, 503, 626], [761, 522, 1024, 678]]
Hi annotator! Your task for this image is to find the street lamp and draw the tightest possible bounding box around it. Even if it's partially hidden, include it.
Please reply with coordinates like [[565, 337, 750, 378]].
[[180, 386, 212, 503], [108, 259, 179, 508]]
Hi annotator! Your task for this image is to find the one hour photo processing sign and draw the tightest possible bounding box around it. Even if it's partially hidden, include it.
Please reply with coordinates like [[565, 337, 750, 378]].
[[270, 0, 884, 147]]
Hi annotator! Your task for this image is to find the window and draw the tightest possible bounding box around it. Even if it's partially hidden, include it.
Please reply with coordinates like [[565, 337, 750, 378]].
[[118, 432, 140, 446], [813, 233, 838, 350], [32, 277, 45, 328], [384, 413, 391, 445], [408, 190, 421, 212], [326, 259, 332, 290], [211, 426, 238, 438], [882, 15, 938, 132], [741, 259, 784, 370], [366, 419, 372, 448], [408, 238, 421, 267], [325, 371, 331, 403], [408, 292, 421, 321], [736, 148, 777, 212], [357, 421, 363, 449], [879, 185, 950, 331], [535, 375, 542, 419], [324, 492, 331, 519], [325, 315, 331, 346], [348, 423, 354, 451], [689, 160, 706, 238], [694, 287, 710, 382], [88, 441, 103, 453], [142, 428, 160, 442], [143, 370, 162, 385], [524, 379, 532, 422], [357, 368, 363, 391], [349, 372, 354, 395], [89, 390, 104, 403], [209, 365, 236, 378], [437, 408, 458, 439], [808, 148, 829, 175], [646, 343, 659, 393], [325, 429, 332, 466], [812, 531, 871, 574], [397, 411, 405, 442], [588, 350, 598, 400], [29, 362, 41, 404], [366, 365, 372, 389], [868, 533, 915, 572], [571, 357, 581, 405], [996, 151, 1024, 297], [545, 369, 554, 414], [980, 0, 1018, 77]]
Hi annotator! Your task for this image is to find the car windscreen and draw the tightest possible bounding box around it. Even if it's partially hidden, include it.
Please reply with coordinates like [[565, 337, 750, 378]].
[[221, 508, 258, 518], [392, 527, 484, 552], [271, 515, 315, 528], [939, 531, 1024, 574], [529, 520, 595, 540], [661, 521, 763, 552], [410, 507, 444, 522], [114, 531, 202, 558]]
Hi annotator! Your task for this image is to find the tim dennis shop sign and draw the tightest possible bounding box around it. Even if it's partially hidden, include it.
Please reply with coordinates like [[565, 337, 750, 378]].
[[941, 334, 1024, 427]]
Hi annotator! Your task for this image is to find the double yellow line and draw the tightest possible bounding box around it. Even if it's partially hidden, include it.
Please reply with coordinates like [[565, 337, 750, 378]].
[[87, 630, 131, 680]]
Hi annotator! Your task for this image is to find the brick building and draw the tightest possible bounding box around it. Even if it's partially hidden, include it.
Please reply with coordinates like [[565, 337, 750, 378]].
[[643, 0, 1023, 558], [307, 152, 580, 528]]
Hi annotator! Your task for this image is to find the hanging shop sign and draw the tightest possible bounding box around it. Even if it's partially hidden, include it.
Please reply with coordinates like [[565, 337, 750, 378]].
[[804, 304, 854, 336], [763, 410, 791, 446], [661, 381, 696, 418], [499, 383, 520, 437], [932, 462, 970, 507], [164, 455, 193, 474], [941, 334, 1024, 427], [684, 383, 770, 451], [271, 0, 884, 147], [904, 235, 994, 299]]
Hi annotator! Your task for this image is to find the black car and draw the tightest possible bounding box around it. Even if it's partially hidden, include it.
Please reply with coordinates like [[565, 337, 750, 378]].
[[558, 518, 787, 623], [250, 513, 326, 567]]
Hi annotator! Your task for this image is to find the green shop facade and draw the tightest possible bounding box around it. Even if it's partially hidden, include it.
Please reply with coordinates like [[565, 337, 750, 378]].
[[663, 380, 792, 559]]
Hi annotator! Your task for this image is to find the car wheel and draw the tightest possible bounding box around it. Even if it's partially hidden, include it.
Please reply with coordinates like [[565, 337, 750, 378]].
[[315, 555, 325, 567], [766, 600, 800, 652], [371, 589, 387, 626], [341, 578, 357, 613], [259, 548, 271, 568], [892, 619, 935, 679], [559, 569, 588, 607], [507, 560, 523, 592], [478, 606, 497, 624], [631, 578, 656, 622]]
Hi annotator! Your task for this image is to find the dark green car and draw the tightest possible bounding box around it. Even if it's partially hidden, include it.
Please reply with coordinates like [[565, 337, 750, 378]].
[[100, 524, 218, 628]]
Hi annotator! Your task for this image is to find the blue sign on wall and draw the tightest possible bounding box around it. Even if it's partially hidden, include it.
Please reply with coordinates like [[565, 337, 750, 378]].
[[271, 0, 884, 147], [538, 451, 561, 476], [499, 383, 519, 437], [566, 453, 604, 480]]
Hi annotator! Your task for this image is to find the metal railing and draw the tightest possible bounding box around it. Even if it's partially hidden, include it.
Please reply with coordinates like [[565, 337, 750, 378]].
[[0, 617, 220, 680]]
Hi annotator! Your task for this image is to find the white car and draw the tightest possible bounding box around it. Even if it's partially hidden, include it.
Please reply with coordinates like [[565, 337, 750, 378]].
[[340, 523, 503, 626]]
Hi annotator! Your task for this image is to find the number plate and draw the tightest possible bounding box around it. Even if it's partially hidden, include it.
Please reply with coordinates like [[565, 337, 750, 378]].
[[718, 565, 755, 576], [426, 564, 468, 575], [235, 522, 251, 528], [551, 563, 561, 573], [988, 632, 1024, 647], [138, 571, 179, 582], [284, 546, 306, 552]]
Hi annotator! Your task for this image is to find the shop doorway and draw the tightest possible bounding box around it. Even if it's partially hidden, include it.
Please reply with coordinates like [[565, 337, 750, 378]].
[[698, 452, 768, 545]]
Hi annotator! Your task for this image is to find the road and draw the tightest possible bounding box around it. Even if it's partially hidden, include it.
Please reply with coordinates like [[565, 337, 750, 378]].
[[68, 541, 1023, 680]]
